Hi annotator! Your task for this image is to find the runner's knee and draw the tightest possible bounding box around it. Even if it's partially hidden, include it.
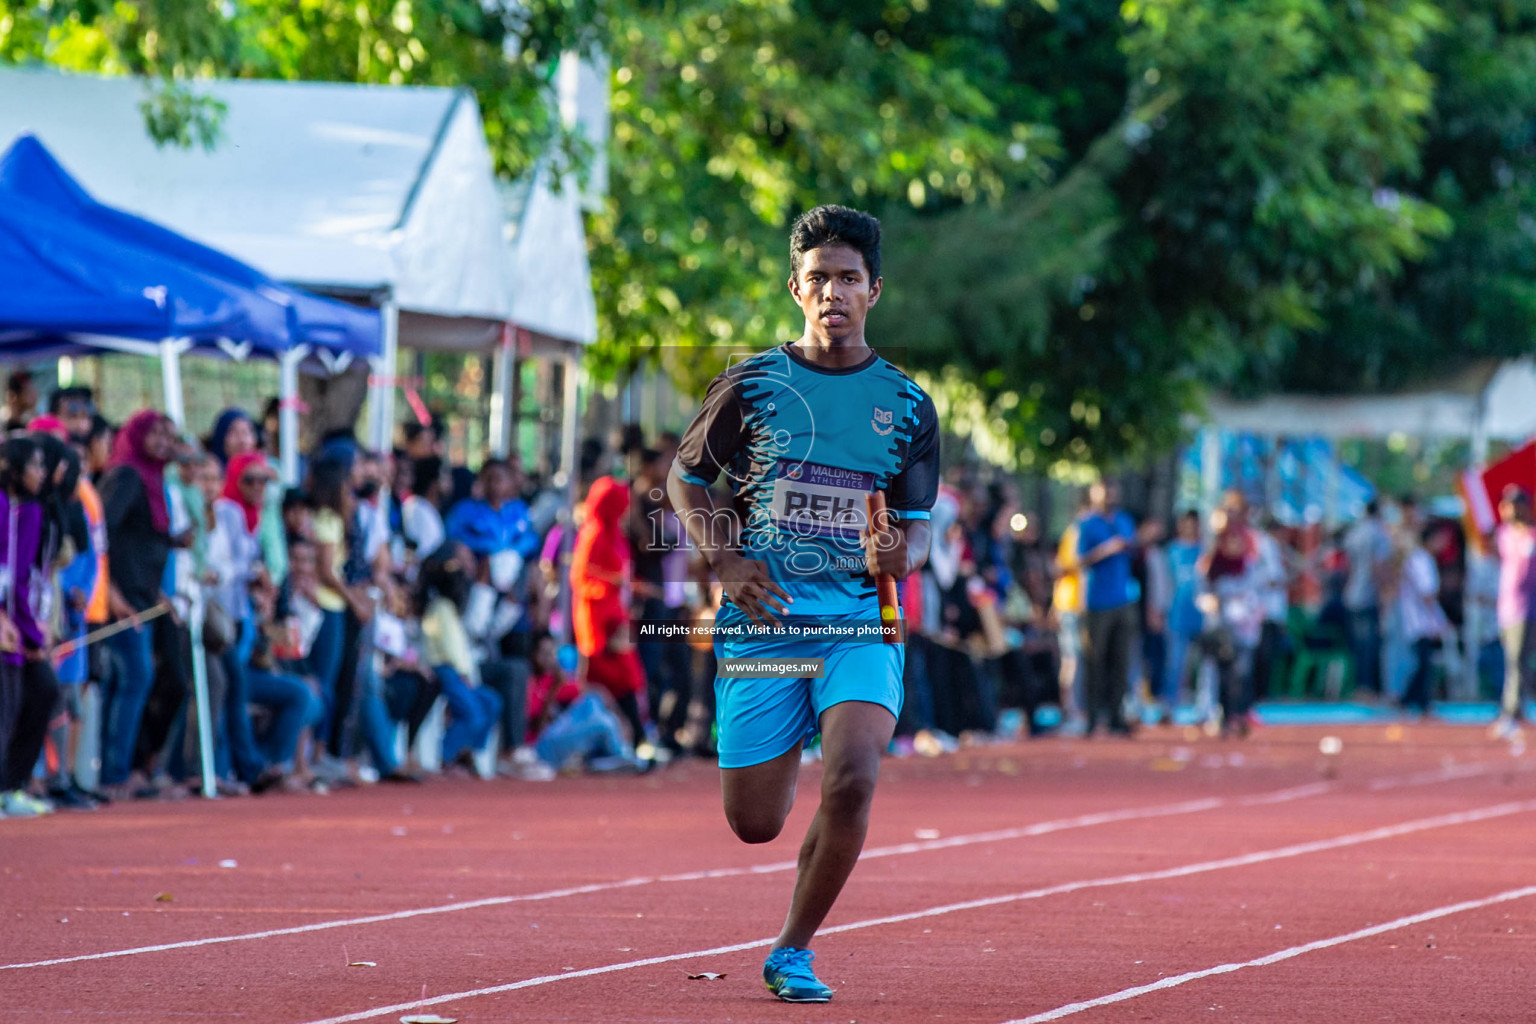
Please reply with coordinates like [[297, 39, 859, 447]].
[[726, 805, 788, 844], [820, 764, 877, 818]]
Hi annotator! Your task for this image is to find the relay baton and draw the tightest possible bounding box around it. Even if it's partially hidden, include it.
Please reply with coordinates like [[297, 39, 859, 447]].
[[865, 491, 902, 644]]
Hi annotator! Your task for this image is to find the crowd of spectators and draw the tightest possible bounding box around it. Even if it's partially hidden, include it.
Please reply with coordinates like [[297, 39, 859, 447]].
[[884, 471, 1514, 745], [0, 371, 1527, 818]]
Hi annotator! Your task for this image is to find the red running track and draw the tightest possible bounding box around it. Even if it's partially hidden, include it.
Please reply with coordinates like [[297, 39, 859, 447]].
[[3, 723, 1534, 1023]]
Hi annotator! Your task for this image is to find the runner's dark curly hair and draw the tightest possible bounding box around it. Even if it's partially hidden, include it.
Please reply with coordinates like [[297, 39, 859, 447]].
[[789, 205, 881, 280]]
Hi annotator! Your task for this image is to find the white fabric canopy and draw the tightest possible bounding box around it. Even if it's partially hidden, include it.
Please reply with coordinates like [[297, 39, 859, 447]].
[[502, 163, 599, 347], [1203, 359, 1536, 443], [0, 67, 516, 348]]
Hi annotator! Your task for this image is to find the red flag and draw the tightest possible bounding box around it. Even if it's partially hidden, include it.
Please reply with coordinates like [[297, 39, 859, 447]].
[[1461, 440, 1536, 550]]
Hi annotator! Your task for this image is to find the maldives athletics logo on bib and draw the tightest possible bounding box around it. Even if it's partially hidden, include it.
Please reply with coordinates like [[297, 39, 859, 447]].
[[871, 405, 894, 436], [769, 460, 874, 540]]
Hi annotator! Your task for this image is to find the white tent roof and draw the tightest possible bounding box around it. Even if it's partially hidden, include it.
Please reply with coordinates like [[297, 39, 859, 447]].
[[1203, 359, 1536, 443], [0, 67, 600, 349], [502, 163, 598, 347]]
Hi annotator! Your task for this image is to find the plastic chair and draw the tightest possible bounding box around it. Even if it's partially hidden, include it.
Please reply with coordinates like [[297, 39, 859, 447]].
[[1285, 608, 1353, 699]]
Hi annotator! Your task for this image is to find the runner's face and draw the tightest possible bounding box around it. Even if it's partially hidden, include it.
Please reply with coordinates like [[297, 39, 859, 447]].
[[790, 245, 881, 341]]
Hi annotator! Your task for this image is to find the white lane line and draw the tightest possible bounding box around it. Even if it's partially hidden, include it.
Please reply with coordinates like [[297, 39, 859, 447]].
[[1369, 761, 1496, 791], [292, 799, 1536, 1024], [1, 758, 1513, 972], [1005, 884, 1536, 1022], [1238, 782, 1335, 805], [0, 797, 1218, 971]]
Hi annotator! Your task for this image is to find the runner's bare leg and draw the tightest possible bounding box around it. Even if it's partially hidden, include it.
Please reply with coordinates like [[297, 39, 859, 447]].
[[721, 743, 801, 844], [775, 699, 895, 949]]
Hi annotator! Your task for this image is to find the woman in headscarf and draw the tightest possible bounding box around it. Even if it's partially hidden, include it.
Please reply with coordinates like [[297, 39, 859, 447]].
[[97, 410, 176, 795], [1199, 516, 1264, 738], [207, 407, 287, 584], [211, 451, 320, 790], [207, 408, 257, 469], [0, 435, 59, 815], [571, 475, 647, 744]]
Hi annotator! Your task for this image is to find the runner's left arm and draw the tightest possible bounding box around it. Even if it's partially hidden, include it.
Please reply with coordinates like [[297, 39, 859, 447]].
[[866, 388, 940, 578]]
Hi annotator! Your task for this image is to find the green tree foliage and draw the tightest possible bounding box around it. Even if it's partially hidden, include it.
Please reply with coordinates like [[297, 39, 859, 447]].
[[883, 0, 1451, 469], [0, 0, 602, 174], [6, 0, 1534, 470], [594, 0, 1455, 468], [1273, 1, 1536, 393], [586, 0, 1050, 389]]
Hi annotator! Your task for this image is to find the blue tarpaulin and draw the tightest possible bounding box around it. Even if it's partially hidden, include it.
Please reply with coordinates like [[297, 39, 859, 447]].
[[1179, 431, 1375, 524], [0, 134, 379, 359]]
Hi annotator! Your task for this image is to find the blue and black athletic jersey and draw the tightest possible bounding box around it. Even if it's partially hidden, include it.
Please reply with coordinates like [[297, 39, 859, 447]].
[[675, 343, 940, 623]]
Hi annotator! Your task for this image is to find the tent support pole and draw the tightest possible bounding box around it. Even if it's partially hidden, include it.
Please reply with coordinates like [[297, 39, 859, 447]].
[[558, 345, 581, 644], [279, 346, 309, 486], [158, 338, 188, 429], [1324, 443, 1342, 530], [490, 325, 515, 458], [158, 337, 216, 799], [1199, 426, 1221, 531], [368, 297, 399, 451], [1464, 407, 1492, 700], [187, 611, 217, 799]]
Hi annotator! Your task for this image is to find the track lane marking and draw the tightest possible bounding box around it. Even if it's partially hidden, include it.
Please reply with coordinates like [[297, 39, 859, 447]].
[[0, 756, 1517, 972], [1004, 884, 1536, 1022], [0, 798, 1221, 972], [291, 799, 1536, 1024]]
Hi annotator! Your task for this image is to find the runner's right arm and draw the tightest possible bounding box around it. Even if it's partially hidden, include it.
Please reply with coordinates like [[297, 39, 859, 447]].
[[667, 372, 791, 626]]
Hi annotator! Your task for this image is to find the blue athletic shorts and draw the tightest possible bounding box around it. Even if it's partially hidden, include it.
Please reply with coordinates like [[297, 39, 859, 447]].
[[713, 637, 904, 769]]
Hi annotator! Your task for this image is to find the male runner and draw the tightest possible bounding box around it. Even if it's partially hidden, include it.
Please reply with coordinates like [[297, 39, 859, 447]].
[[667, 205, 939, 1003]]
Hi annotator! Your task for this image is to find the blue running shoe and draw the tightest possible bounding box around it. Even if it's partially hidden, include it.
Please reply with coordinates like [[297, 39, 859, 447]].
[[763, 946, 833, 1003]]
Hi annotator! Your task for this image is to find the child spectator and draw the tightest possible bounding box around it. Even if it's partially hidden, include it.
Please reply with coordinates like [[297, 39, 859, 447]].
[[525, 631, 581, 743]]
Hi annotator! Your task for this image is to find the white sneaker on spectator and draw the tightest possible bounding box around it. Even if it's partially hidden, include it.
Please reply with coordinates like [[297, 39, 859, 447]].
[[1489, 716, 1523, 742], [2, 790, 53, 817], [516, 762, 557, 782]]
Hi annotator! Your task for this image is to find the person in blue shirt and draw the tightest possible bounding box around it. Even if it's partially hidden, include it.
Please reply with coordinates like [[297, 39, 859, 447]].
[[1164, 510, 1205, 717], [1077, 479, 1140, 735], [444, 458, 541, 564], [669, 206, 938, 1004]]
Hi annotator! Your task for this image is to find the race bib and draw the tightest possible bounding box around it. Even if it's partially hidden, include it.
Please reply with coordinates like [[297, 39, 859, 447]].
[[769, 460, 873, 540]]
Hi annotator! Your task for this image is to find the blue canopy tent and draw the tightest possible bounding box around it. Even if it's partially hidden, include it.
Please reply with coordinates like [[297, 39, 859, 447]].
[[0, 181, 294, 348], [0, 134, 382, 481], [0, 134, 380, 801]]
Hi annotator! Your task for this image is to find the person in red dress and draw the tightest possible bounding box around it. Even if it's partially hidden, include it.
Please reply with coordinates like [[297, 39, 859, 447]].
[[571, 475, 647, 743]]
